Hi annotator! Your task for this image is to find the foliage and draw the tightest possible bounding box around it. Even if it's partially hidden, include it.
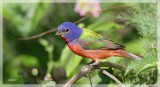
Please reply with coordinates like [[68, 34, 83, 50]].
[[2, 2, 157, 86], [117, 3, 157, 84]]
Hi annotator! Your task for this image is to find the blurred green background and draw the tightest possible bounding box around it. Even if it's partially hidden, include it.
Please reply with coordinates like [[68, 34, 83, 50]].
[[2, 2, 157, 86]]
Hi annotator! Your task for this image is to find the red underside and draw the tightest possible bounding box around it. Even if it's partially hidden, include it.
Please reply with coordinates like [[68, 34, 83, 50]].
[[67, 43, 129, 61]]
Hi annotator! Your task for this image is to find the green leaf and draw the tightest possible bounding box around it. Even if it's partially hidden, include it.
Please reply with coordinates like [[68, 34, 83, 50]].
[[38, 38, 49, 47], [66, 55, 83, 77], [3, 3, 50, 36], [59, 45, 83, 77], [87, 22, 122, 32], [124, 39, 144, 54], [16, 55, 39, 67], [135, 63, 157, 75], [29, 3, 50, 34], [59, 46, 73, 66]]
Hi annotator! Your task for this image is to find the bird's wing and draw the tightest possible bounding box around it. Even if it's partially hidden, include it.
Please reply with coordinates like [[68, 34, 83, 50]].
[[78, 29, 125, 50]]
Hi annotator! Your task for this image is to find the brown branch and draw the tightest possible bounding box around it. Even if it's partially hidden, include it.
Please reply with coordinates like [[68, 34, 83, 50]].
[[73, 14, 90, 24], [88, 73, 93, 87], [63, 65, 126, 87], [99, 62, 127, 72], [63, 65, 93, 87], [17, 15, 89, 40], [17, 5, 131, 40], [18, 28, 57, 40], [96, 66, 126, 87]]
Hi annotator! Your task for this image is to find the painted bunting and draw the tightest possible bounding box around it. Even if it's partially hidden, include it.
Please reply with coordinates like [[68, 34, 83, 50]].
[[55, 22, 142, 65]]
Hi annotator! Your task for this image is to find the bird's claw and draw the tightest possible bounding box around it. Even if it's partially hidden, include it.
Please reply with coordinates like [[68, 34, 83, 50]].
[[81, 60, 100, 77], [89, 59, 100, 66], [81, 65, 92, 72]]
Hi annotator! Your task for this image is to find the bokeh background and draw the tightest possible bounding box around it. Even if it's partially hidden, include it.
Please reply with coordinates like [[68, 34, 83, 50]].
[[2, 2, 157, 86]]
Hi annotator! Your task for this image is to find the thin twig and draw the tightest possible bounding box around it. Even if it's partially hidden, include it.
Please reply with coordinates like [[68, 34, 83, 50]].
[[96, 66, 126, 87], [18, 5, 131, 40], [18, 28, 57, 40], [88, 73, 93, 87], [99, 62, 127, 72], [63, 65, 126, 87], [73, 14, 90, 24], [17, 15, 89, 40], [63, 65, 93, 87]]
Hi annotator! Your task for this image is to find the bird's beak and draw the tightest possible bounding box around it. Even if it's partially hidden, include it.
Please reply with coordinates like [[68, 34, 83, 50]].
[[55, 31, 62, 35]]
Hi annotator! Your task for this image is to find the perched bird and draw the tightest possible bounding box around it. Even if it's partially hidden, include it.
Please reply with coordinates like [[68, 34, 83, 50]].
[[55, 22, 142, 66]]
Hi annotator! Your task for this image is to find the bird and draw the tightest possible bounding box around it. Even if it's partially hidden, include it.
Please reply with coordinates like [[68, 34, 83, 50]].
[[55, 22, 142, 66]]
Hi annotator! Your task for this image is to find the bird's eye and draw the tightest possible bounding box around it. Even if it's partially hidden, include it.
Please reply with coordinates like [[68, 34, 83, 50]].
[[65, 28, 70, 33]]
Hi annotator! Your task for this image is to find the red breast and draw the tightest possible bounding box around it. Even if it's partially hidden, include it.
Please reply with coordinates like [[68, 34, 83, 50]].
[[67, 43, 129, 61]]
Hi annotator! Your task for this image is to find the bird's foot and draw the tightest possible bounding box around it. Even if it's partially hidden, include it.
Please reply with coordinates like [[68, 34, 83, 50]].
[[89, 59, 100, 66], [81, 60, 100, 74], [82, 65, 91, 78], [81, 65, 92, 73]]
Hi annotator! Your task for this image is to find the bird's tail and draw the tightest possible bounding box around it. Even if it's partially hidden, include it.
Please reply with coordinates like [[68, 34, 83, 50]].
[[127, 52, 143, 60]]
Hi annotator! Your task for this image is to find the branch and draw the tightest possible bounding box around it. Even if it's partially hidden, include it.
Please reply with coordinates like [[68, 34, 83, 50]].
[[18, 28, 57, 40], [63, 65, 93, 87], [96, 66, 126, 87], [17, 14, 89, 40], [18, 5, 131, 40], [99, 62, 127, 72], [73, 14, 90, 24], [63, 65, 126, 87], [88, 73, 93, 87]]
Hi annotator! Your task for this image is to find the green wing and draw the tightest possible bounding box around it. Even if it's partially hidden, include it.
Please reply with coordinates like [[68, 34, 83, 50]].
[[78, 28, 124, 50]]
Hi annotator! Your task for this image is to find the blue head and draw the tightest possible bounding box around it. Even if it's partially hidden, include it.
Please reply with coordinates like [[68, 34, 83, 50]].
[[55, 22, 82, 42]]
